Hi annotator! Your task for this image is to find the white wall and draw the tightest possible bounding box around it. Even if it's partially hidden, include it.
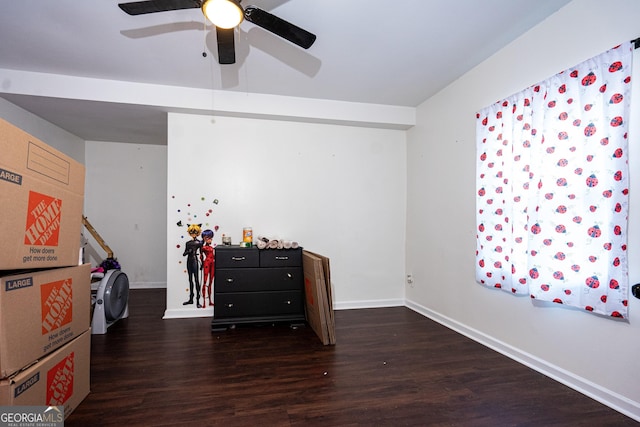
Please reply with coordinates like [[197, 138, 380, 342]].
[[405, 0, 640, 420], [84, 141, 168, 287], [165, 113, 407, 318], [0, 98, 85, 163]]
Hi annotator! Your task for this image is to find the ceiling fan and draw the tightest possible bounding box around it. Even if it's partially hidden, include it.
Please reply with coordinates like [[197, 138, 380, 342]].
[[118, 0, 316, 64]]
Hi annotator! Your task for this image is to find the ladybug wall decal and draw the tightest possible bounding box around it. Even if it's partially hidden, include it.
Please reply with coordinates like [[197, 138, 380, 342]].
[[600, 137, 609, 146], [613, 170, 622, 181], [570, 70, 579, 78], [559, 112, 568, 120], [531, 223, 542, 234], [553, 271, 565, 280], [558, 84, 567, 93], [555, 252, 566, 260], [558, 131, 569, 140], [553, 298, 564, 304], [599, 84, 607, 93], [555, 224, 567, 233], [556, 205, 567, 213], [609, 279, 619, 289], [541, 284, 550, 291], [557, 158, 568, 167], [614, 225, 622, 235]]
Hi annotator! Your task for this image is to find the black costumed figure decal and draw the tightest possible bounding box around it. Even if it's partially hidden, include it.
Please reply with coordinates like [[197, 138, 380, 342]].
[[200, 229, 215, 308], [183, 223, 203, 307]]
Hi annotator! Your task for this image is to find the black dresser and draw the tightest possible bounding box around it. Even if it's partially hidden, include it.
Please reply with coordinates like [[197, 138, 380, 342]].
[[211, 245, 306, 330]]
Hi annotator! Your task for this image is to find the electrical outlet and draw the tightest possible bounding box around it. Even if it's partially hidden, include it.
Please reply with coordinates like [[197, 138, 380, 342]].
[[406, 274, 414, 287]]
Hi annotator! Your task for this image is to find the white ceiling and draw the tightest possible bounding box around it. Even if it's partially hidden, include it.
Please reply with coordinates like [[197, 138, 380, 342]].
[[0, 0, 571, 144]]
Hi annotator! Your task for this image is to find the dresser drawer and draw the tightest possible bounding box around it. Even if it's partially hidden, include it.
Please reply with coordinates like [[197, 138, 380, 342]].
[[259, 248, 302, 267], [216, 246, 259, 268], [215, 291, 304, 318], [216, 267, 302, 293]]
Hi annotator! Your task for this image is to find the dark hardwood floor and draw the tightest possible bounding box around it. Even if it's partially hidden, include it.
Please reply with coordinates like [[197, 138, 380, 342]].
[[66, 289, 636, 426]]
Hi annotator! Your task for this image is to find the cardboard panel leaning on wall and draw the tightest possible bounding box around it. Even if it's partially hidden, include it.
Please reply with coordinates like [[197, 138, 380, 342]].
[[0, 264, 91, 379], [0, 118, 85, 270]]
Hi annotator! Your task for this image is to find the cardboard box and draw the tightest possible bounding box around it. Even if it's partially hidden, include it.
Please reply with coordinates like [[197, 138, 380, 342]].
[[0, 329, 90, 418], [0, 118, 85, 270], [0, 264, 91, 379]]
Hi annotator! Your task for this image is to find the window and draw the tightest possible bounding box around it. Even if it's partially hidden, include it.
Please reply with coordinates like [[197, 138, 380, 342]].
[[475, 42, 633, 318]]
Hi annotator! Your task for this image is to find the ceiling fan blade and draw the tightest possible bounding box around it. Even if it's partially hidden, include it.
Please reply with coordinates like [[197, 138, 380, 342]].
[[244, 6, 316, 49], [118, 0, 201, 15], [216, 27, 236, 64]]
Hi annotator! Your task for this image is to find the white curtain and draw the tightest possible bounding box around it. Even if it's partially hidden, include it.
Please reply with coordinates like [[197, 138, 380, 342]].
[[476, 42, 633, 318]]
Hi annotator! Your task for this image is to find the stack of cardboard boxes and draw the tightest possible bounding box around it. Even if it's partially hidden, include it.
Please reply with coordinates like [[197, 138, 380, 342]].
[[0, 118, 90, 418]]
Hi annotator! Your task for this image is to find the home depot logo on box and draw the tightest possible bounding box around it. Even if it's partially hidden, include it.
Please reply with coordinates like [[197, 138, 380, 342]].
[[41, 278, 73, 334], [24, 190, 62, 246], [46, 352, 75, 406]]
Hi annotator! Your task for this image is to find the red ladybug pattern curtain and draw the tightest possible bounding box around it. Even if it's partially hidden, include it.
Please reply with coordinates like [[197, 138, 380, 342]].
[[475, 42, 633, 318]]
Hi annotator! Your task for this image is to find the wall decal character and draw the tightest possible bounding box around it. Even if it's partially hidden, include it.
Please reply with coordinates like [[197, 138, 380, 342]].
[[183, 223, 203, 307], [200, 228, 215, 308]]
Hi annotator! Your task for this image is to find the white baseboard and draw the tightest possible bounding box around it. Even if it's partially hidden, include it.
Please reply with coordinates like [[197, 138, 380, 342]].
[[129, 281, 166, 289], [163, 307, 213, 319], [333, 298, 404, 310], [405, 299, 640, 423]]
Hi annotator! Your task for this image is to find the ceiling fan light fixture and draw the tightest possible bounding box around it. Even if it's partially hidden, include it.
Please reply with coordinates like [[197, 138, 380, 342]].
[[202, 0, 244, 29]]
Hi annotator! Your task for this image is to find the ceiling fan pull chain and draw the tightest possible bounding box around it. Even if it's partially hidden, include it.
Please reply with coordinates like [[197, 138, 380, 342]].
[[202, 18, 208, 57]]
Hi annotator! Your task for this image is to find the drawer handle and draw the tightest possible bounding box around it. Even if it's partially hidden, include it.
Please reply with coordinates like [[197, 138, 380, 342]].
[[275, 256, 289, 260], [285, 300, 291, 305], [231, 256, 246, 261], [226, 303, 234, 308], [226, 278, 234, 283], [287, 273, 292, 279]]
